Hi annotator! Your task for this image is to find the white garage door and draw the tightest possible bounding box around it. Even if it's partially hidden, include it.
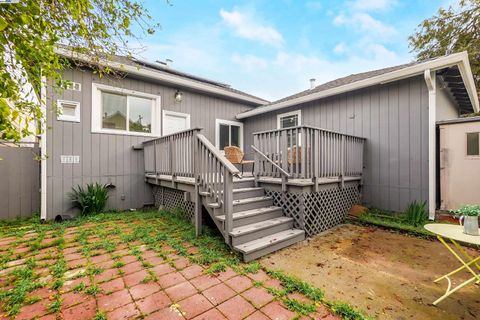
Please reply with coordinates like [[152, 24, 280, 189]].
[[163, 111, 190, 136]]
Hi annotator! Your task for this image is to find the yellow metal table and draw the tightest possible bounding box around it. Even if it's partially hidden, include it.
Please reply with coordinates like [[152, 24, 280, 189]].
[[424, 223, 480, 305]]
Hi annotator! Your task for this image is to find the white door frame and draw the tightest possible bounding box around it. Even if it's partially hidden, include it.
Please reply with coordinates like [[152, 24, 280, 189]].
[[215, 119, 244, 151]]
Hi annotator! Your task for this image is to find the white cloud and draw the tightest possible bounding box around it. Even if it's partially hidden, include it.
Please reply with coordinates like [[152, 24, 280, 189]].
[[220, 8, 284, 46], [333, 42, 348, 54], [231, 54, 268, 71], [351, 0, 397, 11], [334, 12, 396, 39]]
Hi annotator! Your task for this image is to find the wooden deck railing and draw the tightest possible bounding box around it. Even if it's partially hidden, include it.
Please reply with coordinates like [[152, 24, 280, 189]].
[[196, 134, 241, 243], [143, 128, 202, 180], [253, 125, 365, 189], [143, 128, 240, 244]]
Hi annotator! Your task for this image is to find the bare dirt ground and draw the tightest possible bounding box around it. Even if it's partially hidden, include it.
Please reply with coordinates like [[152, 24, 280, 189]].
[[261, 224, 480, 320]]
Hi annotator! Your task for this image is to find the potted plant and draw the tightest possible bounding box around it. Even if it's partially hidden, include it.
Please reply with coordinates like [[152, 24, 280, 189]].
[[454, 205, 480, 236]]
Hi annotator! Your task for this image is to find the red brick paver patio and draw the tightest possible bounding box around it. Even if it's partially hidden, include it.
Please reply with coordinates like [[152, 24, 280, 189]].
[[0, 215, 340, 320]]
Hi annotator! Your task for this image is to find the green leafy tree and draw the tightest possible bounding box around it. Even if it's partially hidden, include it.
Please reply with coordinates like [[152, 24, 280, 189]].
[[409, 0, 480, 93], [0, 0, 160, 141]]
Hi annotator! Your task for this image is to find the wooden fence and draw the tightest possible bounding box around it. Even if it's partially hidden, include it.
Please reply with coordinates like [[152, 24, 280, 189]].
[[0, 143, 40, 219]]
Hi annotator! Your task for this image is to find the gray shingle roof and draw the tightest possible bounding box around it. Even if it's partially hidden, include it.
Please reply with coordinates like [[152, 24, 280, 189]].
[[271, 59, 435, 105]]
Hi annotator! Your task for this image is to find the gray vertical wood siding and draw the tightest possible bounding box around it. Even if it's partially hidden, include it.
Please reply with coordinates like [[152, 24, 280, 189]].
[[46, 68, 254, 219], [0, 144, 40, 219], [243, 76, 429, 212]]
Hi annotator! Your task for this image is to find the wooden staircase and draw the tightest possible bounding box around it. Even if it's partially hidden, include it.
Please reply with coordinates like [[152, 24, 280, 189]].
[[201, 177, 305, 262]]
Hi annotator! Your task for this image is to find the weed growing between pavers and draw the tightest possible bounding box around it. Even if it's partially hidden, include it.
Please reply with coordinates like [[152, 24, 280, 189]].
[[0, 209, 372, 319]]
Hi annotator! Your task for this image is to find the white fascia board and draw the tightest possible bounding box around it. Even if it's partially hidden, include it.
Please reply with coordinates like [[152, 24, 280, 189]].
[[55, 48, 267, 106], [237, 51, 479, 119]]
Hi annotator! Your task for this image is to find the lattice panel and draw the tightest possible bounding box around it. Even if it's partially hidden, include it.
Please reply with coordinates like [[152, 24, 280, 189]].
[[153, 186, 195, 221], [265, 190, 304, 229], [304, 184, 360, 236]]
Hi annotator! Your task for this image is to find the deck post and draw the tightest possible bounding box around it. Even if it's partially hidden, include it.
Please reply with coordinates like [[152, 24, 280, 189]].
[[223, 166, 233, 245], [340, 135, 345, 189], [194, 137, 202, 236]]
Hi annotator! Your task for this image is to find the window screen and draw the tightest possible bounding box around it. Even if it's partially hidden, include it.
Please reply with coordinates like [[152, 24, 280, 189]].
[[467, 132, 479, 156]]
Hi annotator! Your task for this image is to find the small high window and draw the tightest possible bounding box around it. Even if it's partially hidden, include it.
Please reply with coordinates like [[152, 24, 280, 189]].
[[467, 132, 479, 156], [57, 100, 80, 122]]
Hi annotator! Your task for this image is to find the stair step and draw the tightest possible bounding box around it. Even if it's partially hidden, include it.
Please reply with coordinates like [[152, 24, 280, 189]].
[[199, 191, 211, 197], [216, 206, 283, 227], [207, 202, 221, 209], [234, 229, 305, 262], [233, 187, 264, 200], [233, 178, 256, 188], [230, 217, 293, 237], [233, 196, 273, 213], [229, 216, 293, 246]]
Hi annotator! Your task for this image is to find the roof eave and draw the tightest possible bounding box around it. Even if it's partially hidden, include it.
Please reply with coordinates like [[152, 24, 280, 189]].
[[55, 47, 268, 106], [236, 52, 479, 119]]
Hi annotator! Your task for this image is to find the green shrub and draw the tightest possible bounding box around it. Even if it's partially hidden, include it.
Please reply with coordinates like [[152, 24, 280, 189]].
[[404, 201, 427, 227], [454, 204, 480, 217], [69, 183, 109, 215]]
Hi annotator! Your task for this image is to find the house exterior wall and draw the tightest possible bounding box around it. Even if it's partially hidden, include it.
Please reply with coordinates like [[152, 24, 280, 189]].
[[439, 120, 480, 210], [436, 87, 459, 121], [243, 76, 430, 212], [45, 68, 254, 219]]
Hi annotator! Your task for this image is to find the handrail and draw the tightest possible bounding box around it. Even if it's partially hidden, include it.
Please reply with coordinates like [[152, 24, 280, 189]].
[[251, 145, 290, 178], [143, 127, 203, 144], [253, 125, 366, 140], [196, 134, 241, 177]]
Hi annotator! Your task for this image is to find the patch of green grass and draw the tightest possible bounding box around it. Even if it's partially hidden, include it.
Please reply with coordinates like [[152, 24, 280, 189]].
[[252, 280, 263, 287], [283, 298, 317, 315], [93, 311, 107, 320], [48, 295, 62, 313], [328, 302, 373, 320], [113, 261, 125, 268], [205, 261, 228, 274], [266, 269, 324, 301], [85, 285, 101, 296], [352, 209, 434, 238], [86, 265, 104, 276], [243, 261, 261, 274], [73, 282, 86, 292]]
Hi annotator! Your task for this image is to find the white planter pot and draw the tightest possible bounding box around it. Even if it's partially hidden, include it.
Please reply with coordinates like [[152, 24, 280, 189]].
[[460, 216, 479, 236]]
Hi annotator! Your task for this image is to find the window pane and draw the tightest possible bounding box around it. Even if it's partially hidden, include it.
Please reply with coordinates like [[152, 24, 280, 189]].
[[102, 92, 127, 130], [280, 115, 298, 128], [219, 124, 229, 150], [129, 96, 152, 133], [467, 132, 479, 156], [231, 125, 240, 147]]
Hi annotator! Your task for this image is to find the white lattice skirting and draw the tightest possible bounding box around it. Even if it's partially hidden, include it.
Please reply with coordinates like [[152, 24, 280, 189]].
[[266, 181, 360, 237], [152, 186, 195, 221]]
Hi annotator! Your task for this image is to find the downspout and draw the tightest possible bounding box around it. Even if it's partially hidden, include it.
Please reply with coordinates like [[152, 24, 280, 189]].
[[424, 69, 436, 220], [40, 76, 47, 221]]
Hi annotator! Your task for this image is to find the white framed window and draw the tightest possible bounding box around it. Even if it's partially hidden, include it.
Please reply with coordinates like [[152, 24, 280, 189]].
[[57, 100, 80, 122], [91, 83, 161, 136], [215, 119, 243, 151], [466, 132, 480, 156], [162, 110, 191, 136], [277, 110, 301, 129], [277, 110, 301, 146]]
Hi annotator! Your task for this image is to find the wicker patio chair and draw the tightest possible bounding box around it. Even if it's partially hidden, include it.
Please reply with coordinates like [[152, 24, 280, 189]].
[[224, 146, 255, 175]]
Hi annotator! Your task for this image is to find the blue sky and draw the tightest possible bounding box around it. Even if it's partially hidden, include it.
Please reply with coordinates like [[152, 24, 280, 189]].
[[134, 0, 455, 101]]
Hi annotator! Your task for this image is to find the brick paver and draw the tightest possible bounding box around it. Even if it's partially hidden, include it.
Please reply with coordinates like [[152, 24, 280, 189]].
[[0, 215, 340, 320]]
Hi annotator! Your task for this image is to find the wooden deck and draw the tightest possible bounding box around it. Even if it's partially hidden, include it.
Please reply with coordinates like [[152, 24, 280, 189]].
[[143, 126, 365, 261]]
